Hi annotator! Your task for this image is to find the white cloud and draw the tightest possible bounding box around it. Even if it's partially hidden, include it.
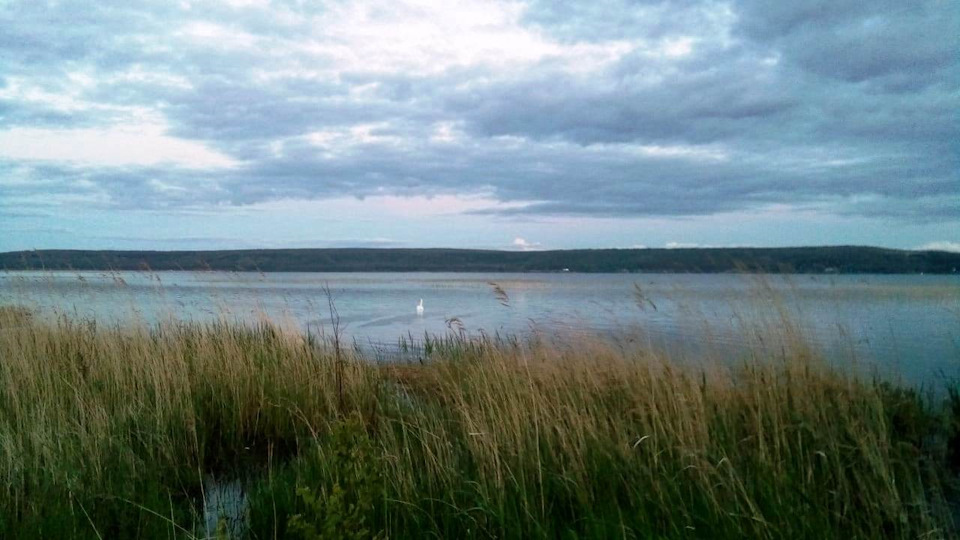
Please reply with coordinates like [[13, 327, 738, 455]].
[[0, 125, 237, 168], [149, 179, 190, 194], [178, 21, 258, 49], [659, 36, 696, 58], [618, 143, 729, 162], [0, 74, 130, 115], [512, 237, 542, 250], [430, 122, 461, 144], [294, 0, 635, 76], [918, 241, 960, 253], [304, 124, 404, 151], [219, 0, 270, 8]]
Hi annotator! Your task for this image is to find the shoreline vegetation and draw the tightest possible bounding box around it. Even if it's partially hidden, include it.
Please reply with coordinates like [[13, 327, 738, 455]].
[[1, 296, 959, 539], [2, 246, 960, 274]]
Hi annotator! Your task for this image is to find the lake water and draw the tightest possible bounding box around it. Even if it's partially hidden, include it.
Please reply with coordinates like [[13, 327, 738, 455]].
[[2, 271, 958, 384]]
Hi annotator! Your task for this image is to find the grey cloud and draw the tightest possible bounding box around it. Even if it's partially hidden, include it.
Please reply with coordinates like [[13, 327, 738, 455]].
[[450, 46, 798, 146], [0, 100, 99, 128], [0, 0, 956, 224], [735, 0, 958, 83], [521, 0, 714, 42]]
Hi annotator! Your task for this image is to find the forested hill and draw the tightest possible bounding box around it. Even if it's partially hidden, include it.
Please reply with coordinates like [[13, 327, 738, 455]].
[[1, 247, 958, 274]]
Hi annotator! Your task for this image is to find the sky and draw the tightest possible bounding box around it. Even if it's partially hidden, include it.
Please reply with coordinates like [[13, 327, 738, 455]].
[[0, 0, 958, 252]]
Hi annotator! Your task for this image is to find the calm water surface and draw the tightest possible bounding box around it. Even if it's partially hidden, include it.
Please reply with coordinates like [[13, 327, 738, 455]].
[[2, 271, 958, 383]]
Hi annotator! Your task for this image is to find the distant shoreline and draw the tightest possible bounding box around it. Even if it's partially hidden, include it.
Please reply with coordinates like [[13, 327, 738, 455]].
[[2, 246, 959, 274], [3, 269, 959, 277]]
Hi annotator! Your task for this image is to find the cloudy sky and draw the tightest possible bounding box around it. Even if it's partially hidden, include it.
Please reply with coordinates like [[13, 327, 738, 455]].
[[1, 0, 957, 252]]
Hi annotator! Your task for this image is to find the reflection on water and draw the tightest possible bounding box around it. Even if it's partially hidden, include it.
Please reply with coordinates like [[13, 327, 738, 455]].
[[2, 271, 958, 383]]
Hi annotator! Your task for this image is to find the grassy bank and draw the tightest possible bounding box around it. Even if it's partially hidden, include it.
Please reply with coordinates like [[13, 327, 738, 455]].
[[0, 304, 958, 538]]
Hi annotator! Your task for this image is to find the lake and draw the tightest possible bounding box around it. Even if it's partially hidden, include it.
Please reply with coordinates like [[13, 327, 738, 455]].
[[2, 271, 958, 384]]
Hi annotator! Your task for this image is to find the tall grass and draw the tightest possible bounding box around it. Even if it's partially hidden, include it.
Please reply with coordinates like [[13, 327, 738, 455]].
[[0, 303, 957, 538]]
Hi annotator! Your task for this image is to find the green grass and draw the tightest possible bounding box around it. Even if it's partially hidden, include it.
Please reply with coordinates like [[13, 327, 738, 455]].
[[0, 303, 957, 539]]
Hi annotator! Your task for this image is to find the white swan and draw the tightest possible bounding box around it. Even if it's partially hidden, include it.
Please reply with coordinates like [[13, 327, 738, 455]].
[[416, 298, 424, 315]]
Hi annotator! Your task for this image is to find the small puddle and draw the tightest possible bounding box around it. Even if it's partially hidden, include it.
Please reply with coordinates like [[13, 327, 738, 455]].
[[203, 475, 248, 538]]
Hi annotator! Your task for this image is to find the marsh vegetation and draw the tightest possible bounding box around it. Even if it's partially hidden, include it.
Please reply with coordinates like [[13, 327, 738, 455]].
[[0, 280, 958, 538]]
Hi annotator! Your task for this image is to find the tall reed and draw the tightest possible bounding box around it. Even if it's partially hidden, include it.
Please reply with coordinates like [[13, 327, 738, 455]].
[[0, 304, 955, 538]]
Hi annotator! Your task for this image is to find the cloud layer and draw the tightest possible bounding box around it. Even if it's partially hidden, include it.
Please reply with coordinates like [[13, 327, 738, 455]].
[[0, 0, 956, 249]]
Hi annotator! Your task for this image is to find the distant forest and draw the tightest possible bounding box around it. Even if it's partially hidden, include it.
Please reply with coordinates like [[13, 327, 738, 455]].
[[1, 247, 958, 274]]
